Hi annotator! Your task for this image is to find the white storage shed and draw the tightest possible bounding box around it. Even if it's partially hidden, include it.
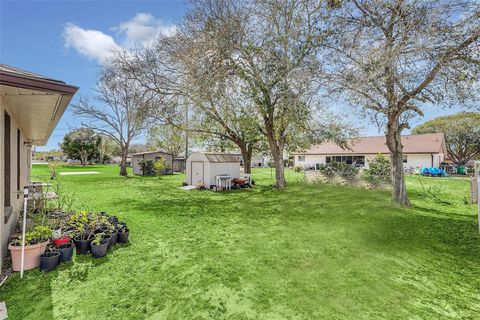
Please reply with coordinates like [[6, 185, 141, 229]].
[[186, 152, 241, 188]]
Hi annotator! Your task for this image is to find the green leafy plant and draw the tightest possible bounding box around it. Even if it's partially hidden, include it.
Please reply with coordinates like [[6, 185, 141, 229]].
[[154, 159, 165, 176], [91, 233, 104, 246], [10, 225, 53, 246], [139, 159, 155, 176], [318, 162, 359, 180], [364, 154, 391, 185]]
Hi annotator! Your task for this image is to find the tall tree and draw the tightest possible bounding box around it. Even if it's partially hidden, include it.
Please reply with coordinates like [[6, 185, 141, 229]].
[[327, 0, 480, 205], [180, 0, 327, 187], [412, 112, 480, 165], [60, 128, 101, 166], [147, 124, 185, 157], [73, 62, 156, 176]]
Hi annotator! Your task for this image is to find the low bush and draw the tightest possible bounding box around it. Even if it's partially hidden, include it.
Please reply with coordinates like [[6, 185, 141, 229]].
[[318, 162, 359, 180], [139, 159, 155, 176], [363, 154, 391, 185]]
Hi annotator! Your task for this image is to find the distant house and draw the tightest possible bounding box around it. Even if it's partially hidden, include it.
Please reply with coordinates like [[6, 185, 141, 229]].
[[0, 64, 78, 269], [131, 150, 174, 175], [293, 133, 447, 170]]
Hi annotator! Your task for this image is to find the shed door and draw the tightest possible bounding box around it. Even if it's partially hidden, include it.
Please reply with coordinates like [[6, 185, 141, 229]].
[[191, 161, 204, 186]]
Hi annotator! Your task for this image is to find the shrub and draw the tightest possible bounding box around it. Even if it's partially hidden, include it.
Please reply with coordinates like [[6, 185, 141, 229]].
[[318, 162, 359, 180], [364, 154, 391, 184], [154, 159, 164, 176], [294, 165, 303, 172], [139, 159, 155, 176]]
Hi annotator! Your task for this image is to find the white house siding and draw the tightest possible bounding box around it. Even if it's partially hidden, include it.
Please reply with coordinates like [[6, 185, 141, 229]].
[[295, 155, 326, 169], [0, 96, 31, 267]]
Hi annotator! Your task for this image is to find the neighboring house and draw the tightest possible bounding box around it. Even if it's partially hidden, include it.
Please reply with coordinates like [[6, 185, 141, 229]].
[[293, 133, 447, 170], [0, 64, 78, 269], [131, 150, 174, 175]]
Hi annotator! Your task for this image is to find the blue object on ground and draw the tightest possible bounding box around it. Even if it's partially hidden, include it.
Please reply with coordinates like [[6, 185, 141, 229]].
[[420, 167, 448, 177]]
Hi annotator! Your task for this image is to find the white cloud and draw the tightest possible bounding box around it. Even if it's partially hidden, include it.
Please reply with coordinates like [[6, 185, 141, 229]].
[[63, 14, 175, 63], [63, 23, 121, 63], [116, 13, 176, 46]]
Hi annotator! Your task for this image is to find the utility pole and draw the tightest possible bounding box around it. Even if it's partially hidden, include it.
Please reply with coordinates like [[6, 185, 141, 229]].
[[185, 103, 189, 158]]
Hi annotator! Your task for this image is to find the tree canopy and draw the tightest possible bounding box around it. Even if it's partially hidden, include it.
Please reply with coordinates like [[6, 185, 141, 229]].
[[60, 128, 101, 166], [412, 112, 480, 165]]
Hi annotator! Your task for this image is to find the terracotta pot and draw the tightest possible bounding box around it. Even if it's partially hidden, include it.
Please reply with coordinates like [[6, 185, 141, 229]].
[[8, 240, 49, 272]]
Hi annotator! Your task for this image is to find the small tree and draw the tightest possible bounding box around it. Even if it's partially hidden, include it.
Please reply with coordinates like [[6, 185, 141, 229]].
[[60, 128, 101, 166], [73, 60, 156, 176], [412, 113, 480, 165]]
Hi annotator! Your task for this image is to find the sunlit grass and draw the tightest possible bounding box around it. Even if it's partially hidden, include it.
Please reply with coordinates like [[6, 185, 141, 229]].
[[1, 165, 479, 319]]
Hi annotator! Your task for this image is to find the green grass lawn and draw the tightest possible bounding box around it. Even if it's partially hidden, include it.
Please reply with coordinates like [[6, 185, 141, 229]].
[[1, 165, 479, 319]]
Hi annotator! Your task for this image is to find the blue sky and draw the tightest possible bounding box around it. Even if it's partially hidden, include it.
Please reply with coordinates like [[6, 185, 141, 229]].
[[0, 0, 466, 151], [1, 0, 185, 150]]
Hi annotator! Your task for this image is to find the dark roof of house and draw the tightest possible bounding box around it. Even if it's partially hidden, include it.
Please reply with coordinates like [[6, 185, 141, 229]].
[[296, 133, 446, 155], [204, 153, 240, 163], [0, 64, 78, 94], [130, 150, 173, 157]]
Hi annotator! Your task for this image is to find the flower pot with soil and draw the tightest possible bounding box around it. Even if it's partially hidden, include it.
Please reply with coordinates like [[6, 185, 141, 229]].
[[91, 235, 108, 258], [8, 226, 52, 272], [73, 235, 93, 254], [39, 251, 60, 272], [56, 242, 74, 262], [117, 227, 130, 243]]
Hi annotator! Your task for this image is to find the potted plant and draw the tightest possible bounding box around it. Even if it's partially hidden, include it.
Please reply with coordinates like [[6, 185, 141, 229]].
[[56, 242, 74, 263], [69, 211, 97, 254], [91, 234, 108, 258], [8, 225, 52, 272], [39, 246, 60, 272], [117, 226, 130, 243]]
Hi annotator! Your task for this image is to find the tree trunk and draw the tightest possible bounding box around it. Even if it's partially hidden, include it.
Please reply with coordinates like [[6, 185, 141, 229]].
[[271, 148, 285, 188], [239, 144, 253, 174], [79, 150, 88, 166], [386, 120, 411, 206], [119, 147, 128, 177]]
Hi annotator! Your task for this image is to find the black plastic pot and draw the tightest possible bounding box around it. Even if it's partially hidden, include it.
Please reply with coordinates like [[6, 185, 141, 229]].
[[102, 234, 113, 249], [91, 240, 108, 258], [57, 243, 74, 262], [74, 237, 93, 254], [117, 228, 130, 243], [39, 252, 60, 272], [109, 230, 118, 246]]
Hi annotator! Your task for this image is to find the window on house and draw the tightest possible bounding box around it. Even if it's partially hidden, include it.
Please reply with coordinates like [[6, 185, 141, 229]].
[[403, 155, 408, 163], [315, 163, 320, 170], [298, 156, 305, 162], [4, 112, 11, 208], [326, 156, 331, 163], [353, 156, 365, 166]]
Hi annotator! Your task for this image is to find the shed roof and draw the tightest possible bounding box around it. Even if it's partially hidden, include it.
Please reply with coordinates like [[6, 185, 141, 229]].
[[296, 133, 446, 155], [204, 153, 240, 163], [131, 150, 173, 157]]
